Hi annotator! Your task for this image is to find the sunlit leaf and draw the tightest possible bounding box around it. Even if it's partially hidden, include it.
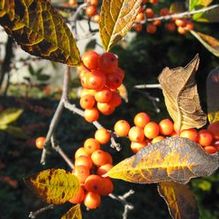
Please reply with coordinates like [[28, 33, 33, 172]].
[[189, 0, 213, 11], [27, 169, 80, 205], [107, 137, 219, 184], [118, 84, 128, 103], [61, 204, 82, 219], [0, 108, 23, 126], [158, 182, 199, 219], [191, 31, 219, 57], [192, 5, 219, 22], [0, 0, 80, 66], [99, 0, 142, 51], [158, 55, 206, 131], [207, 67, 219, 123]]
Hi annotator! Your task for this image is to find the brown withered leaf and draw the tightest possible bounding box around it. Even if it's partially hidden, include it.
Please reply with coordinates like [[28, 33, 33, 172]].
[[158, 54, 207, 131], [107, 137, 219, 184], [207, 67, 219, 123], [0, 0, 80, 66], [26, 169, 80, 205], [158, 182, 199, 219], [61, 204, 82, 219], [99, 0, 142, 51]]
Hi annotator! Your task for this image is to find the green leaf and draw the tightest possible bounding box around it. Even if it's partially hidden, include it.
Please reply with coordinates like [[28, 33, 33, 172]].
[[0, 108, 23, 126], [61, 204, 82, 219], [158, 55, 207, 131], [107, 137, 219, 184], [158, 182, 199, 219], [99, 0, 142, 51], [207, 67, 219, 123], [27, 169, 80, 205], [37, 74, 50, 81], [0, 0, 80, 66], [1, 125, 27, 139], [192, 5, 219, 22], [190, 31, 219, 57], [189, 0, 213, 11]]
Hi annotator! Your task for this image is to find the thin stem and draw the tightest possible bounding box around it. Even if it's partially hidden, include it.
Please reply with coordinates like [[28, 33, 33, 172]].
[[40, 67, 70, 165], [147, 4, 219, 22], [51, 136, 74, 170], [29, 204, 54, 219], [109, 190, 135, 219], [134, 84, 161, 89]]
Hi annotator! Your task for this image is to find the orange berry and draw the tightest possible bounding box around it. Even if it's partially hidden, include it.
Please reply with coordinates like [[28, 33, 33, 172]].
[[84, 108, 99, 122], [135, 12, 145, 22], [150, 0, 158, 4], [165, 22, 176, 32], [80, 88, 96, 97], [130, 140, 148, 153], [106, 73, 123, 90], [92, 14, 100, 22], [159, 119, 174, 136], [75, 155, 93, 169], [87, 0, 99, 6], [69, 186, 85, 204], [97, 102, 115, 115], [128, 126, 145, 142], [84, 174, 103, 193], [99, 52, 118, 73], [95, 88, 113, 103], [85, 5, 97, 17], [134, 112, 150, 128], [204, 146, 217, 154], [95, 128, 111, 144], [91, 150, 112, 166], [75, 147, 90, 159], [153, 20, 162, 27], [151, 136, 165, 144], [84, 138, 101, 154], [198, 130, 213, 147], [99, 177, 114, 196], [175, 19, 186, 27], [133, 23, 143, 32], [110, 92, 122, 107], [73, 165, 90, 184], [144, 122, 160, 139], [146, 24, 157, 34], [160, 8, 169, 16], [145, 8, 154, 18], [97, 164, 113, 176], [35, 137, 46, 149], [80, 94, 96, 109], [180, 128, 198, 142], [81, 51, 100, 70], [86, 70, 106, 90], [208, 121, 219, 140], [184, 21, 194, 30], [177, 26, 187, 35], [84, 192, 101, 209], [114, 120, 130, 137]]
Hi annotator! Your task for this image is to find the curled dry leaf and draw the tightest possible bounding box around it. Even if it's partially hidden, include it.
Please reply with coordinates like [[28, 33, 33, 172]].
[[158, 54, 207, 131], [0, 0, 80, 66], [107, 137, 219, 184], [26, 169, 80, 205], [207, 67, 219, 123], [99, 0, 142, 51], [158, 182, 199, 219]]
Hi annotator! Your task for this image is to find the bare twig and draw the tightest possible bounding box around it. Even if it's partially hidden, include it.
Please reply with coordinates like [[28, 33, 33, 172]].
[[134, 84, 161, 89], [109, 190, 135, 219], [147, 4, 219, 22], [29, 204, 54, 219], [51, 136, 74, 170], [40, 67, 71, 165]]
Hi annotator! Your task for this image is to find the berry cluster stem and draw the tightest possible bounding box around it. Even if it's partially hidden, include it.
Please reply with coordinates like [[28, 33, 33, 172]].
[[29, 204, 54, 219]]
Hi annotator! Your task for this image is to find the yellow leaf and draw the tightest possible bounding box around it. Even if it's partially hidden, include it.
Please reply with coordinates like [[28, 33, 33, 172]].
[[107, 137, 219, 184], [158, 182, 199, 219], [99, 0, 142, 51], [0, 108, 23, 126], [189, 0, 213, 10], [61, 204, 82, 219], [0, 0, 80, 66], [27, 169, 80, 205], [158, 54, 207, 131], [190, 31, 219, 57], [207, 67, 219, 123], [117, 83, 128, 102]]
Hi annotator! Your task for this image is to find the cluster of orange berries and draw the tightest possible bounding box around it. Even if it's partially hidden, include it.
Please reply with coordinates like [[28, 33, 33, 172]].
[[113, 112, 219, 154], [78, 51, 124, 122], [70, 128, 113, 209], [133, 1, 194, 35]]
